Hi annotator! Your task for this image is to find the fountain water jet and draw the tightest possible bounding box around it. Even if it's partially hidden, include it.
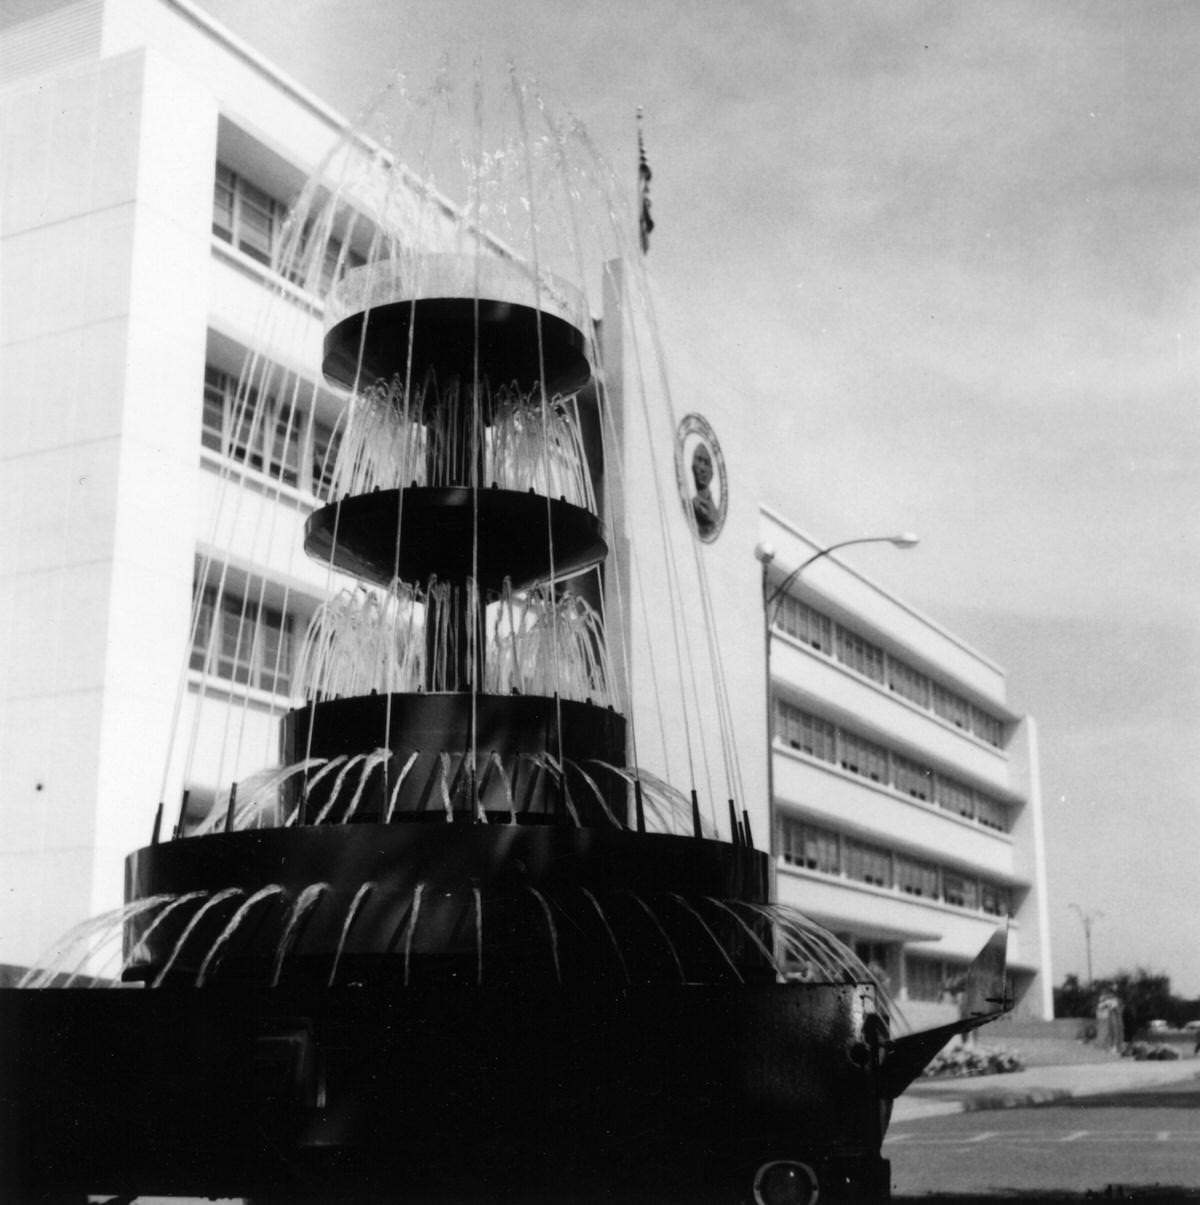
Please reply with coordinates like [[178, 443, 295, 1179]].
[[0, 58, 1011, 1205]]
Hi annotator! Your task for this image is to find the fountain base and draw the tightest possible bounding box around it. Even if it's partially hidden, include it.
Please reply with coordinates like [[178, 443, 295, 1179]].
[[0, 981, 891, 1204], [123, 826, 771, 986], [280, 694, 627, 825]]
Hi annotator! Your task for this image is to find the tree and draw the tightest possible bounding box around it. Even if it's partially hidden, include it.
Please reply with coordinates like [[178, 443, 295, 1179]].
[[1053, 972, 1096, 1019], [1056, 968, 1185, 1037], [1109, 968, 1173, 1038]]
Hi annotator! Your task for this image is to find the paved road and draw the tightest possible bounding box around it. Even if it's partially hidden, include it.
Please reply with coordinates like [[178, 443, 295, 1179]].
[[887, 1079, 1200, 1198]]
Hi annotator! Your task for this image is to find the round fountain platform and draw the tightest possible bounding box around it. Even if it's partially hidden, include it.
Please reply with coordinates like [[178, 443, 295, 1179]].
[[281, 692, 627, 825], [0, 980, 891, 1204], [123, 824, 772, 989], [303, 487, 607, 591], [322, 255, 594, 395]]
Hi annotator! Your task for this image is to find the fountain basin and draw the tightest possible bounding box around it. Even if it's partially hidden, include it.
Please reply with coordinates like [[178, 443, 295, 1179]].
[[0, 980, 891, 1204], [302, 487, 607, 592], [322, 254, 594, 394], [123, 825, 772, 988], [281, 693, 627, 824]]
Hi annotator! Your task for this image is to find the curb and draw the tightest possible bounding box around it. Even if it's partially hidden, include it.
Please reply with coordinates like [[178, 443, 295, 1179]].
[[955, 1087, 1073, 1112], [891, 1086, 1074, 1122], [892, 1065, 1200, 1124], [890, 1098, 966, 1122]]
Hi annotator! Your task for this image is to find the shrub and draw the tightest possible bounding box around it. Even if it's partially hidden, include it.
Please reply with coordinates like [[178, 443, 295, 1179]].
[[921, 1045, 1024, 1079], [1123, 1041, 1180, 1061]]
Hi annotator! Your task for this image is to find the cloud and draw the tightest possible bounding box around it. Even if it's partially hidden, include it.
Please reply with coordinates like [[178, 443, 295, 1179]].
[[192, 0, 1200, 998]]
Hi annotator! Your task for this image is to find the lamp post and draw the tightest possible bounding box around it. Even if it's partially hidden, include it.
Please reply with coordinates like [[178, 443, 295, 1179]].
[[1069, 903, 1104, 988], [754, 533, 920, 865], [757, 533, 921, 626]]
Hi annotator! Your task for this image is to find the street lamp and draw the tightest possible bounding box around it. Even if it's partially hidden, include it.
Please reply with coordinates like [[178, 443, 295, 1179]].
[[754, 533, 920, 862], [1069, 903, 1104, 987], [757, 533, 921, 626]]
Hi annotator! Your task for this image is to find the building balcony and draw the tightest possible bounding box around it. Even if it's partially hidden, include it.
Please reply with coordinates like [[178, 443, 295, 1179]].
[[196, 452, 333, 591], [773, 744, 1022, 884], [207, 237, 325, 375], [772, 635, 1017, 796], [775, 862, 1022, 967], [760, 509, 1012, 705]]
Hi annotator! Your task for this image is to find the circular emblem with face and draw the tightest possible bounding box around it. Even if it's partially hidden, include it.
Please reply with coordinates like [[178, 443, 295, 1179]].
[[674, 413, 727, 543]]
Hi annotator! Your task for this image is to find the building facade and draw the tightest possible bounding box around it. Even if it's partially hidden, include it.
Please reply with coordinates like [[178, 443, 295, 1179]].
[[759, 507, 1053, 1020], [0, 0, 1052, 1020], [0, 0, 416, 963]]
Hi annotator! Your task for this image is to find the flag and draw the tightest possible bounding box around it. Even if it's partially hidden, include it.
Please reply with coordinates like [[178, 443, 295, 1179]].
[[637, 110, 654, 254]]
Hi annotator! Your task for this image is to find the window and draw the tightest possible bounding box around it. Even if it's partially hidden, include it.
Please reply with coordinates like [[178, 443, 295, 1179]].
[[212, 164, 236, 239], [932, 682, 971, 730], [896, 855, 940, 899], [775, 595, 833, 653], [778, 816, 1017, 920], [190, 586, 294, 695], [932, 775, 1012, 833], [203, 365, 339, 497], [771, 598, 1007, 750], [905, 956, 942, 1002], [839, 730, 889, 783], [772, 700, 1012, 834], [934, 774, 976, 821], [204, 364, 266, 471], [775, 700, 837, 763], [284, 226, 368, 298], [804, 825, 841, 874], [777, 818, 803, 866], [844, 837, 892, 888], [970, 705, 1004, 748], [893, 754, 933, 801], [975, 793, 1010, 832], [906, 955, 967, 1002], [317, 236, 365, 295], [888, 658, 931, 707], [310, 416, 341, 501], [941, 872, 979, 910], [214, 163, 373, 301], [779, 818, 841, 873], [213, 164, 286, 267], [201, 370, 227, 454], [316, 234, 365, 297], [854, 941, 890, 971], [931, 684, 1005, 749], [836, 627, 885, 684], [981, 881, 1012, 917]]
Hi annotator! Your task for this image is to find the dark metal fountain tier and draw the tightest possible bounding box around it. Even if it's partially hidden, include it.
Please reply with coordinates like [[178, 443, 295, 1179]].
[[0, 251, 1009, 1205], [303, 486, 607, 590], [281, 694, 627, 824], [319, 254, 594, 395], [122, 825, 773, 988]]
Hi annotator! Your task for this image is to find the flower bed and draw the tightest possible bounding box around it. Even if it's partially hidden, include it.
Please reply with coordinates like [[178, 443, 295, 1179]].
[[1123, 1040, 1181, 1061], [921, 1045, 1024, 1079]]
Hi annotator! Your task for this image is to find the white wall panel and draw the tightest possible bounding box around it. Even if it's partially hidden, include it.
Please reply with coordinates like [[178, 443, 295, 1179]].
[[773, 637, 1014, 795], [774, 750, 1020, 882]]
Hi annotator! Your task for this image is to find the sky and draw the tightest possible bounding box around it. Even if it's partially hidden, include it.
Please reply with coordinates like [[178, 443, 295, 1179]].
[[196, 0, 1200, 994]]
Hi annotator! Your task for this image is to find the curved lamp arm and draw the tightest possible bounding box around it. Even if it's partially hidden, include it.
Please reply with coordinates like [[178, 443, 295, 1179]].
[[757, 533, 919, 627]]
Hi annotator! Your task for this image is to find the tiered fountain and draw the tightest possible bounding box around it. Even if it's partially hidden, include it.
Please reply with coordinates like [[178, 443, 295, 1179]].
[[0, 74, 1009, 1205]]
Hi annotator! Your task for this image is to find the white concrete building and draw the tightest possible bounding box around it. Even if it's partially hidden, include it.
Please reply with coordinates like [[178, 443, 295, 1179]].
[[0, 0, 1052, 1019], [0, 0, 416, 963], [758, 507, 1052, 1020]]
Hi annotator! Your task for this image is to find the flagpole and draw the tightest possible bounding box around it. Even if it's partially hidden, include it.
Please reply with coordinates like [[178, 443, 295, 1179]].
[[637, 107, 653, 254]]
